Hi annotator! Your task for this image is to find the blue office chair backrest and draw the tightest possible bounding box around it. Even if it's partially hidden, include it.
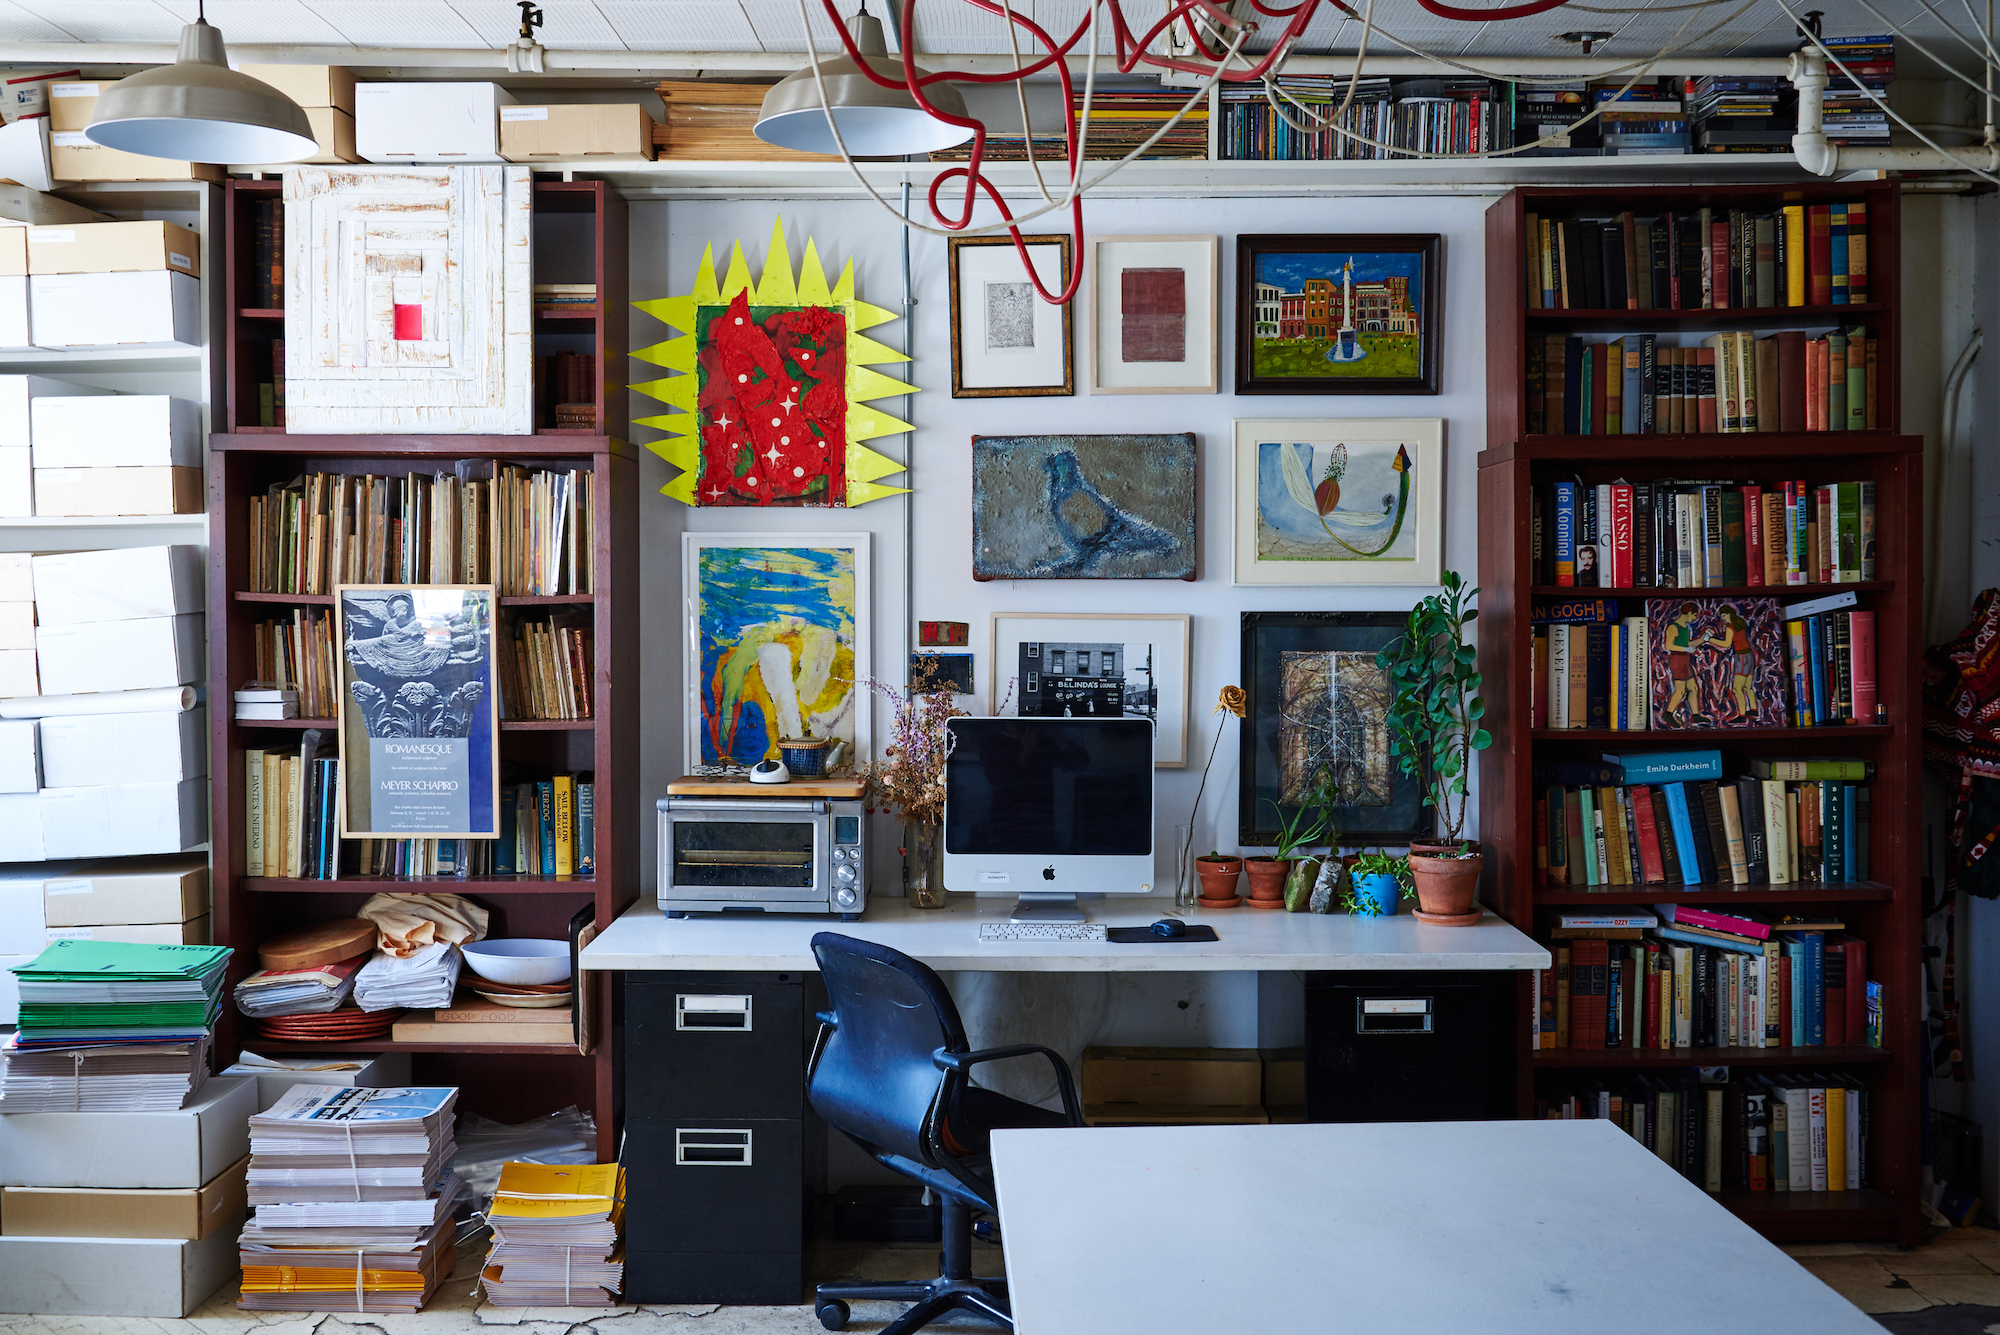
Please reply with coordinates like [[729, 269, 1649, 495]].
[[809, 932, 967, 1167]]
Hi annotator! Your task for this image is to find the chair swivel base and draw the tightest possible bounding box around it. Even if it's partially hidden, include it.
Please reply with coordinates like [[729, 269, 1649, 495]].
[[814, 1274, 1011, 1333]]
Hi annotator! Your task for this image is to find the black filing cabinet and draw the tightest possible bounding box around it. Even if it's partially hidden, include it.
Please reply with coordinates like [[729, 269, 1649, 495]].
[[1303, 970, 1517, 1122], [624, 973, 821, 1304]]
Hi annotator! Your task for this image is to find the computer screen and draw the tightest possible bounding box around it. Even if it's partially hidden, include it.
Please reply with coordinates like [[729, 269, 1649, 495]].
[[944, 717, 1153, 857]]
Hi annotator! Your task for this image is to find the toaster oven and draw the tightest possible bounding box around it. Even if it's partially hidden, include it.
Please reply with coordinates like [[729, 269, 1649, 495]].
[[656, 782, 867, 919]]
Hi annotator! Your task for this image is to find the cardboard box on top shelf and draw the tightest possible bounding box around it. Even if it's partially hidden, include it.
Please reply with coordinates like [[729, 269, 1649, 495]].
[[40, 707, 206, 787], [1, 1154, 248, 1241], [29, 270, 198, 350], [32, 467, 202, 518], [36, 855, 208, 927], [298, 106, 359, 163], [46, 81, 222, 183], [222, 1052, 413, 1112], [30, 545, 203, 626], [355, 81, 515, 162], [238, 65, 357, 114], [501, 103, 657, 162], [0, 373, 112, 447], [27, 221, 200, 278], [0, 715, 36, 793], [35, 612, 202, 694], [0, 1075, 256, 1189], [48, 915, 210, 946], [38, 780, 206, 859], [31, 396, 199, 470], [0, 646, 37, 698]]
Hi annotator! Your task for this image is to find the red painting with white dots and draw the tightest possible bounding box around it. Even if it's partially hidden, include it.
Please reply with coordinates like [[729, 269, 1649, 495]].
[[696, 290, 849, 506]]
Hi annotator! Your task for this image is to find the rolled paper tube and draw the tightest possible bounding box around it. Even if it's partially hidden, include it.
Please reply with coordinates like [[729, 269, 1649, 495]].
[[0, 685, 196, 718]]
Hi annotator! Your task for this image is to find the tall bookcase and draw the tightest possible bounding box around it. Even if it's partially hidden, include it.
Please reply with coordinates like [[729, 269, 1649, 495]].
[[207, 177, 635, 1159], [1479, 181, 1922, 1244]]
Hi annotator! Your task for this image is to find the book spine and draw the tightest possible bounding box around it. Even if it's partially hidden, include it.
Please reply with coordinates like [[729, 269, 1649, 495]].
[[538, 780, 556, 877], [246, 749, 266, 878]]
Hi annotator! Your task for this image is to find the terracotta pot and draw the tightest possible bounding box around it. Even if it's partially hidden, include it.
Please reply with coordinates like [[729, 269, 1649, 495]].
[[1197, 893, 1243, 909], [1407, 848, 1484, 922], [1196, 857, 1243, 903], [1244, 857, 1290, 909], [1283, 856, 1322, 912]]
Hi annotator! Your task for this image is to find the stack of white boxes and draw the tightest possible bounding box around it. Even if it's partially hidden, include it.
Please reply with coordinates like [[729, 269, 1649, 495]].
[[29, 381, 200, 519], [0, 552, 34, 707], [0, 372, 111, 518], [25, 219, 202, 361]]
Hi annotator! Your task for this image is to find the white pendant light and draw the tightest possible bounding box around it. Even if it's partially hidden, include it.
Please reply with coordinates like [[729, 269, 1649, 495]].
[[755, 8, 974, 157], [85, 8, 317, 164]]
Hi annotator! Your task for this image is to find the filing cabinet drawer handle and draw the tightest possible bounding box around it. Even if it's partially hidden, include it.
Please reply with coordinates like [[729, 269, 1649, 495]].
[[1357, 997, 1434, 1035], [678, 994, 753, 1031], [676, 1128, 753, 1166]]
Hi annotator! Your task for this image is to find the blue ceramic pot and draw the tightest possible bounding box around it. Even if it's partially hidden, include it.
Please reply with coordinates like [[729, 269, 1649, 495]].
[[1352, 872, 1400, 917]]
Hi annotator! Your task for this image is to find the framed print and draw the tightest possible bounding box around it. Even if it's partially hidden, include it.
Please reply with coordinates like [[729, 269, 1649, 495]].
[[1088, 235, 1218, 394], [1235, 233, 1440, 395], [949, 233, 1073, 398], [972, 433, 1197, 581], [337, 584, 500, 839], [684, 533, 871, 772], [988, 612, 1190, 767], [1233, 418, 1443, 586], [1239, 611, 1431, 847]]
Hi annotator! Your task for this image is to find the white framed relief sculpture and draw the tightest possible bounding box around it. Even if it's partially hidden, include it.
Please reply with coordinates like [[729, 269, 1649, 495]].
[[948, 233, 1073, 397], [1088, 234, 1218, 394], [988, 611, 1190, 767], [1232, 418, 1444, 586]]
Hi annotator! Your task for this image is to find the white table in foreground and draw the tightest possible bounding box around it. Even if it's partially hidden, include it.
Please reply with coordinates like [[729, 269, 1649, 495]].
[[990, 1120, 1880, 1335], [579, 898, 1548, 973]]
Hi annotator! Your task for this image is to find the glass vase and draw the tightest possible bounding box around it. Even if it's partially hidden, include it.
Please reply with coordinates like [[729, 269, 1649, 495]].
[[907, 821, 946, 909]]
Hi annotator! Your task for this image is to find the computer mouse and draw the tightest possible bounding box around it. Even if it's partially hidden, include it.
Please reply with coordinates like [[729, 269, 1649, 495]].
[[749, 759, 791, 785], [1150, 917, 1187, 939]]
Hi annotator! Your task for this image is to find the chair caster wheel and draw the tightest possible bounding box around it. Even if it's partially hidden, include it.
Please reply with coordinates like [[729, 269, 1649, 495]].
[[816, 1299, 850, 1330]]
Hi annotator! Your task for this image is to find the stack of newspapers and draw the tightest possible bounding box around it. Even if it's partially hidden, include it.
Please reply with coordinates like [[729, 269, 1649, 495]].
[[482, 1160, 624, 1307], [238, 1085, 463, 1314]]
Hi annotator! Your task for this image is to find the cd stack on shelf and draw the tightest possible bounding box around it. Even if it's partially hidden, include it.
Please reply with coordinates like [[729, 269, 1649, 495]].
[[1687, 76, 1789, 154], [1821, 34, 1894, 146]]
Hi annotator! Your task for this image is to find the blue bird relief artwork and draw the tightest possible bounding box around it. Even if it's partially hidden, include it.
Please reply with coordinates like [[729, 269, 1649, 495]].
[[971, 433, 1197, 581]]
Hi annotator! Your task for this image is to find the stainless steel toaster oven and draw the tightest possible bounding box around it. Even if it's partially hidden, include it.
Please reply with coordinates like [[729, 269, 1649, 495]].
[[656, 790, 867, 919]]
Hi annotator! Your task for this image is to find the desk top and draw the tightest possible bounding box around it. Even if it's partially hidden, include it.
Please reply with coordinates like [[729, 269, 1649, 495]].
[[580, 898, 1549, 973], [990, 1120, 1880, 1335]]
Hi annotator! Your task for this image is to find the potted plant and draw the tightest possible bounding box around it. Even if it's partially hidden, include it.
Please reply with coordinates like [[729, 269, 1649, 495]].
[[1195, 850, 1243, 908], [1376, 569, 1492, 925], [1343, 850, 1413, 917], [1248, 798, 1327, 910], [1285, 773, 1341, 912]]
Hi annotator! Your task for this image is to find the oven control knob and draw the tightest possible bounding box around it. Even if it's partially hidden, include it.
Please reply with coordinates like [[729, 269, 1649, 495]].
[[834, 886, 858, 907], [834, 864, 858, 885]]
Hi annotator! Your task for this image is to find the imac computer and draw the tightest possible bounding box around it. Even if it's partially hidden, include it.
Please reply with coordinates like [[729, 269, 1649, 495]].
[[941, 716, 1155, 923]]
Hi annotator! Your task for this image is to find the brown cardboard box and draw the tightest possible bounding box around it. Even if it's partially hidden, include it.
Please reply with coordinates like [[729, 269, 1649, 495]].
[[1080, 1046, 1269, 1126], [49, 136, 223, 185], [237, 65, 356, 115], [32, 467, 202, 518], [300, 106, 359, 164], [0, 1154, 248, 1240], [48, 916, 211, 946], [41, 857, 208, 927], [0, 230, 24, 278], [46, 81, 113, 133], [27, 221, 200, 279], [501, 103, 656, 162]]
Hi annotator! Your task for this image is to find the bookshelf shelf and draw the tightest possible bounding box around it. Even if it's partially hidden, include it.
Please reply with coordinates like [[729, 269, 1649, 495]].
[[245, 876, 596, 893], [502, 719, 597, 731], [233, 590, 601, 608], [249, 1038, 587, 1056], [236, 717, 335, 730], [1481, 181, 1920, 1245]]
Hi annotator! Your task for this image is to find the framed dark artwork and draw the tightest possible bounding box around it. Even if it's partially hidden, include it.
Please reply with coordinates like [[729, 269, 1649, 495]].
[[971, 433, 1197, 581], [949, 233, 1074, 398], [1239, 611, 1432, 847], [912, 652, 975, 694], [1235, 233, 1441, 396], [1646, 596, 1788, 730]]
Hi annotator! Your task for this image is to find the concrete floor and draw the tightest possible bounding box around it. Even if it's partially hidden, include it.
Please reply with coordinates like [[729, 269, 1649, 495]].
[[1785, 1227, 2000, 1319]]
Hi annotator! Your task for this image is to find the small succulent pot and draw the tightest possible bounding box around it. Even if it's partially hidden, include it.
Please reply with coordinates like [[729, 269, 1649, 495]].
[[1351, 871, 1401, 917], [1283, 855, 1322, 912], [1195, 854, 1243, 907], [1243, 856, 1291, 909]]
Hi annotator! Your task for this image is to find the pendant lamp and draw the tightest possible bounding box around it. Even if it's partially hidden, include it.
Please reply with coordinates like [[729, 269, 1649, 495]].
[[85, 9, 317, 164], [754, 9, 973, 156]]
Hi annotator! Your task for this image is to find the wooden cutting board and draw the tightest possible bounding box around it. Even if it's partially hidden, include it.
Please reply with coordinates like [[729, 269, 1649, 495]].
[[668, 774, 864, 798], [257, 918, 377, 972]]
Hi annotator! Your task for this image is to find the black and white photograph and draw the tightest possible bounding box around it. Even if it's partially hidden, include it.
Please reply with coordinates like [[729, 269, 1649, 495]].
[[989, 612, 1189, 766], [948, 233, 1074, 398]]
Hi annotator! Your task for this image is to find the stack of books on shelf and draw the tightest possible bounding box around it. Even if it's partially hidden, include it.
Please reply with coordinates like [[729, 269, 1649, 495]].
[[0, 939, 230, 1111], [500, 774, 597, 877], [654, 80, 838, 162], [250, 611, 337, 716], [1533, 752, 1874, 886], [927, 129, 1071, 163], [1821, 35, 1894, 145], [243, 728, 337, 880], [234, 684, 300, 721], [533, 283, 596, 311], [249, 197, 285, 308], [1524, 200, 1869, 310], [392, 994, 573, 1044], [539, 351, 597, 431], [501, 614, 594, 721], [481, 1160, 624, 1307], [1594, 82, 1688, 156], [1685, 75, 1789, 154], [1068, 85, 1209, 159], [238, 1085, 462, 1314]]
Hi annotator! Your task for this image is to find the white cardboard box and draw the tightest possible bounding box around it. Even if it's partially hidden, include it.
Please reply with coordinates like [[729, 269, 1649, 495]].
[[356, 80, 516, 162], [0, 645, 36, 696], [0, 1219, 242, 1316], [47, 914, 210, 946], [0, 276, 29, 350], [39, 779, 206, 858], [0, 551, 31, 601], [0, 790, 41, 859], [0, 952, 27, 1023], [31, 545, 203, 626], [0, 593, 29, 648], [37, 856, 208, 926], [35, 613, 201, 694], [30, 270, 199, 350], [0, 863, 43, 952], [0, 374, 111, 448], [0, 448, 28, 518], [39, 706, 206, 787], [0, 715, 37, 792], [31, 395, 199, 469], [0, 1075, 257, 1189], [223, 1053, 413, 1112]]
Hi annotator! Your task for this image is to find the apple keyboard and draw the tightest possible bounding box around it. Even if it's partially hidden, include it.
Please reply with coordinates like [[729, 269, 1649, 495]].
[[978, 922, 1108, 943]]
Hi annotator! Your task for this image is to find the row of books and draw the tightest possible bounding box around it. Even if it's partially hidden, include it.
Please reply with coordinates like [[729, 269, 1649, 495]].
[[1536, 918, 1876, 1050], [499, 613, 594, 722], [1525, 203, 1870, 310], [1535, 478, 1877, 587], [1538, 1071, 1868, 1194], [245, 463, 596, 597], [537, 351, 597, 431], [244, 732, 337, 880], [249, 611, 337, 720], [354, 838, 501, 877], [1537, 757, 1872, 887], [1526, 327, 1878, 436], [1069, 87, 1209, 160], [1584, 83, 1688, 156], [256, 335, 287, 429], [533, 283, 596, 309], [248, 197, 285, 309], [499, 776, 597, 877]]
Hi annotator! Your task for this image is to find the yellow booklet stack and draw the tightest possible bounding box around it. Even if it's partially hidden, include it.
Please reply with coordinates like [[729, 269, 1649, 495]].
[[481, 1161, 624, 1307]]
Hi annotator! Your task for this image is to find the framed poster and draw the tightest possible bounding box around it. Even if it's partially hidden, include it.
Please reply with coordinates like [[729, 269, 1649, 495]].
[[949, 233, 1074, 398], [684, 533, 871, 772], [988, 611, 1190, 767], [972, 433, 1197, 581], [1235, 233, 1441, 395], [337, 584, 500, 839], [1088, 235, 1218, 394], [1239, 611, 1431, 847], [1233, 418, 1443, 586]]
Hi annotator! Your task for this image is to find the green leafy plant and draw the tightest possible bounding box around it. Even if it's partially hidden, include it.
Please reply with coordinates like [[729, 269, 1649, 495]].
[[1261, 796, 1329, 861], [1376, 569, 1491, 843], [1341, 851, 1414, 916]]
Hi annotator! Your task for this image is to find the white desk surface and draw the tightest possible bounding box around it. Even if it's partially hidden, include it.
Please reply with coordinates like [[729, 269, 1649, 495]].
[[990, 1120, 1881, 1335], [580, 897, 1549, 973]]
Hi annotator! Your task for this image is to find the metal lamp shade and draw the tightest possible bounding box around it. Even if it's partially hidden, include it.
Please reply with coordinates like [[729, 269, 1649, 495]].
[[86, 19, 318, 164], [754, 13, 973, 156]]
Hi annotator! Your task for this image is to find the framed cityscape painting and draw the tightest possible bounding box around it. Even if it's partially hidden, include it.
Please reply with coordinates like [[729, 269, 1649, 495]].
[[988, 612, 1190, 766], [1235, 234, 1440, 395], [971, 433, 1197, 581], [683, 533, 871, 772], [1239, 611, 1430, 847], [948, 233, 1073, 398], [1233, 418, 1443, 586], [1088, 235, 1218, 394]]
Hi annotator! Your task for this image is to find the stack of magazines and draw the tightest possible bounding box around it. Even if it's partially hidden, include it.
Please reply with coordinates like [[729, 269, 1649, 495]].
[[238, 1085, 462, 1314], [481, 1161, 625, 1307], [233, 955, 364, 1018], [1, 940, 230, 1112]]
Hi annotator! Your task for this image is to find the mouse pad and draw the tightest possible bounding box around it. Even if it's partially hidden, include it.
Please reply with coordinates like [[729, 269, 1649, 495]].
[[1106, 926, 1220, 943]]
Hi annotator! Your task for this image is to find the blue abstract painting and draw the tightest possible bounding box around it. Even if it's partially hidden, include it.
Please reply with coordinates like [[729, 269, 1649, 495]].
[[970, 433, 1197, 581]]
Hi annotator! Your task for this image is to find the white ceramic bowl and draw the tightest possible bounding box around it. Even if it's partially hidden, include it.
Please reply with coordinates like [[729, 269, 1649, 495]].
[[461, 939, 572, 986]]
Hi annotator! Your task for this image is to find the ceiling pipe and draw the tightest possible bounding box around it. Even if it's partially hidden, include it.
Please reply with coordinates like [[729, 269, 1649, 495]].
[[1788, 49, 1999, 176]]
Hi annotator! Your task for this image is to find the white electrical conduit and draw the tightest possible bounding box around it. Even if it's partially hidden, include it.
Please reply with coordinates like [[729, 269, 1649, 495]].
[[1784, 39, 2000, 181], [1927, 330, 1984, 642]]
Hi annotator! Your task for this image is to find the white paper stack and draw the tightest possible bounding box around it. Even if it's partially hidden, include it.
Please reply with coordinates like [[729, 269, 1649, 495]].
[[232, 956, 362, 1018], [353, 942, 460, 1012], [0, 1033, 209, 1112], [481, 1160, 624, 1308]]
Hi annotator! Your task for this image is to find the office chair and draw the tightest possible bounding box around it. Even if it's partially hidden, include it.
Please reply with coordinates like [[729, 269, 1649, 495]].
[[806, 931, 1082, 1334]]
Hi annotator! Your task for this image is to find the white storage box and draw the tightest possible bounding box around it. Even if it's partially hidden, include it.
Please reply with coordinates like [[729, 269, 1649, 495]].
[[0, 715, 37, 792], [0, 592, 29, 648], [0, 644, 36, 696], [0, 551, 31, 601], [0, 1075, 256, 1189], [0, 275, 29, 350], [38, 779, 206, 858], [39, 706, 205, 787], [30, 270, 199, 350], [0, 863, 44, 952], [0, 790, 40, 859], [34, 613, 201, 694], [223, 1053, 413, 1112], [0, 448, 28, 517], [31, 545, 203, 626], [0, 374, 110, 448], [0, 952, 27, 1024], [31, 395, 199, 469], [39, 856, 208, 926], [48, 915, 210, 946], [355, 80, 515, 162], [0, 1223, 241, 1317]]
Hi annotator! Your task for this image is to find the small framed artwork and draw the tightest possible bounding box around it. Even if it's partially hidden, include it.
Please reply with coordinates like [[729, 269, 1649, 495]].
[[1088, 234, 1218, 394], [1239, 611, 1431, 847], [972, 433, 1196, 581], [988, 612, 1190, 767], [1233, 417, 1444, 586], [683, 533, 871, 772], [949, 233, 1073, 398], [337, 584, 501, 839], [1235, 233, 1441, 395]]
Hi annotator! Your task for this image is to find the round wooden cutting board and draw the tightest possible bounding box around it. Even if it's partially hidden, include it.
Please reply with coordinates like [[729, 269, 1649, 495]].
[[257, 918, 378, 972]]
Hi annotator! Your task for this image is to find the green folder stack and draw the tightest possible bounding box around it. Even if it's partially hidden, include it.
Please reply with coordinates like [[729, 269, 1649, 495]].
[[9, 939, 232, 1041]]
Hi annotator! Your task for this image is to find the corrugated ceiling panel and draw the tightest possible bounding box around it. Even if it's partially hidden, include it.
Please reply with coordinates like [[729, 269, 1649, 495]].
[[196, 0, 351, 44], [596, 1, 760, 49], [0, 0, 82, 40], [448, 0, 627, 49], [305, 1, 487, 47], [12, 0, 186, 42]]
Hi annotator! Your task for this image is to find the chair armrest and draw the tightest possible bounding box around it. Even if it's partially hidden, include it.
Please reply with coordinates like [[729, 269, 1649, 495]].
[[935, 1044, 1083, 1125]]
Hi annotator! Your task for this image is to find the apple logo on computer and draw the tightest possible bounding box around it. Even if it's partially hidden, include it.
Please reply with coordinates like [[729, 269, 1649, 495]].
[[1042, 866, 1055, 881]]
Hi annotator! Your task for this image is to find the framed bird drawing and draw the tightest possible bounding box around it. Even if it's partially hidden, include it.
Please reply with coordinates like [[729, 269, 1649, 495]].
[[1231, 418, 1444, 587]]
